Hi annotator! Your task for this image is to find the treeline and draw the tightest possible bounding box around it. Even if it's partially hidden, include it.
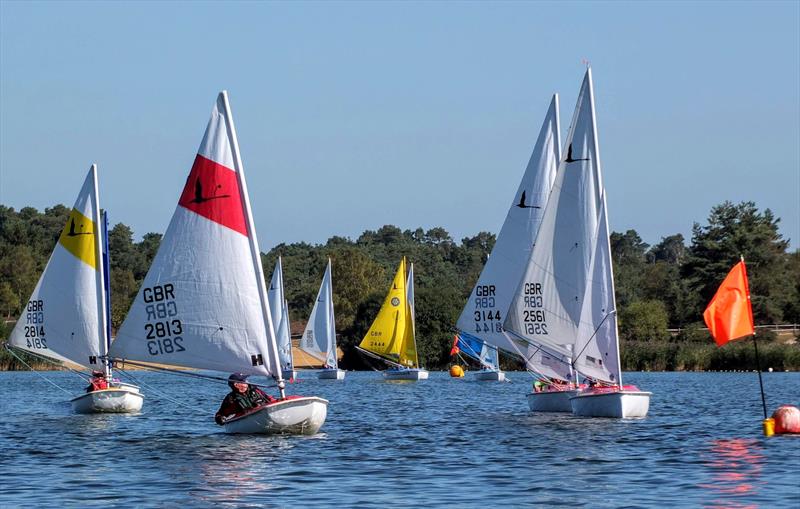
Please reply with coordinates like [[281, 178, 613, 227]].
[[1, 200, 798, 371]]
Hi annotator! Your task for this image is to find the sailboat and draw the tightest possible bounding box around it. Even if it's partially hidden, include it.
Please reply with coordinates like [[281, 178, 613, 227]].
[[299, 258, 345, 380], [455, 95, 576, 398], [453, 332, 505, 381], [109, 91, 327, 434], [7, 165, 144, 414], [268, 257, 296, 380], [357, 257, 428, 380], [504, 68, 651, 418]]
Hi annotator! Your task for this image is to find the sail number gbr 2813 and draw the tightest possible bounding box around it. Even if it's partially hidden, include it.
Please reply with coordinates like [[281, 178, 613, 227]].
[[143, 284, 185, 355], [522, 282, 548, 335]]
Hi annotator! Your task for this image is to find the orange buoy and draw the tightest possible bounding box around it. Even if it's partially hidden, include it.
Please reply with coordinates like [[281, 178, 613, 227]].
[[772, 405, 800, 434], [449, 365, 465, 378]]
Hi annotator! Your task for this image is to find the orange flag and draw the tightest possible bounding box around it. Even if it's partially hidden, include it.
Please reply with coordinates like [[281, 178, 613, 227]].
[[703, 260, 755, 346], [450, 335, 460, 356]]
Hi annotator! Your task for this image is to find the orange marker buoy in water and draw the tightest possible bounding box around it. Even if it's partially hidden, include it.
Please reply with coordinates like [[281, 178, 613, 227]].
[[772, 405, 800, 434], [449, 365, 465, 378]]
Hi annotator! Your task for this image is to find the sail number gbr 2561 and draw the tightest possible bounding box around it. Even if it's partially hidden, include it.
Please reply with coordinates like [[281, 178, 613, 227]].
[[522, 282, 548, 335], [143, 284, 185, 355]]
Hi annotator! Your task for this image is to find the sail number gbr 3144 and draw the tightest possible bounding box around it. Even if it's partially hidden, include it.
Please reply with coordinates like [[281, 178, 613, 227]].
[[142, 284, 186, 356], [522, 282, 548, 335]]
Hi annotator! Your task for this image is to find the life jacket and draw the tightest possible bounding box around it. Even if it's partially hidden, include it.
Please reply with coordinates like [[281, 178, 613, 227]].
[[87, 378, 108, 393]]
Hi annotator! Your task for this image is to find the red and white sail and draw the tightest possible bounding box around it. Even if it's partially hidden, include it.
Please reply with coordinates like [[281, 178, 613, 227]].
[[9, 166, 107, 369], [111, 92, 281, 378]]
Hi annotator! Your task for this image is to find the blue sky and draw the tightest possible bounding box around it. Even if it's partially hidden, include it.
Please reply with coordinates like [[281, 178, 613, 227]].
[[1, 1, 798, 251]]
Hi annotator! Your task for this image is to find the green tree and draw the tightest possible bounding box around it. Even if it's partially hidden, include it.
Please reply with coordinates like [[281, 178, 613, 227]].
[[619, 300, 669, 342], [683, 201, 791, 324]]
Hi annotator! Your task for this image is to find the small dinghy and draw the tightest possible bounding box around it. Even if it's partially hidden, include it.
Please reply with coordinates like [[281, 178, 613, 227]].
[[268, 256, 297, 381], [357, 258, 428, 380], [8, 165, 143, 414], [527, 386, 581, 413], [223, 396, 329, 435], [452, 332, 506, 382], [110, 91, 327, 434], [299, 258, 346, 380], [570, 386, 651, 419]]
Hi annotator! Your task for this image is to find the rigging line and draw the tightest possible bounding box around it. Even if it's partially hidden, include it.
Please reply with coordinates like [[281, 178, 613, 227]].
[[115, 368, 204, 413], [5, 343, 92, 382], [108, 358, 278, 391], [568, 309, 617, 378], [4, 345, 73, 395]]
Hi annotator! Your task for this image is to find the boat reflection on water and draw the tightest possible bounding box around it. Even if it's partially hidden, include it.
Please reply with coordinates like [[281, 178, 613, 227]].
[[699, 438, 764, 508], [195, 437, 296, 505]]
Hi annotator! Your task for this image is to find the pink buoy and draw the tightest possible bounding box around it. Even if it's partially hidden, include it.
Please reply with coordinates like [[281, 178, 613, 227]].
[[772, 405, 800, 434]]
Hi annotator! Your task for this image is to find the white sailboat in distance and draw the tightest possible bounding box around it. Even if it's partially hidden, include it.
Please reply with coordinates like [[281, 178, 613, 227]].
[[110, 92, 327, 434], [299, 258, 345, 380], [268, 256, 296, 380], [7, 165, 143, 413], [504, 68, 651, 419]]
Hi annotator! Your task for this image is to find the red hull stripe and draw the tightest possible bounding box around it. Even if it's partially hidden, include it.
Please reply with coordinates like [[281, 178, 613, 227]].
[[178, 154, 248, 236]]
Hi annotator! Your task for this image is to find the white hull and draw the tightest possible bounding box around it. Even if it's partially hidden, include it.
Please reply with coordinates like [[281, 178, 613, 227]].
[[318, 368, 345, 380], [70, 386, 144, 414], [384, 368, 429, 381], [223, 396, 328, 435], [527, 389, 579, 413], [282, 369, 297, 380], [570, 390, 652, 419], [472, 370, 505, 382]]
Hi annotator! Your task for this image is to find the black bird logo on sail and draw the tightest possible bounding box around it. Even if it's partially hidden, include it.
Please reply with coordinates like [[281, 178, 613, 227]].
[[565, 143, 590, 163], [178, 154, 247, 236], [66, 218, 92, 237], [516, 190, 540, 209]]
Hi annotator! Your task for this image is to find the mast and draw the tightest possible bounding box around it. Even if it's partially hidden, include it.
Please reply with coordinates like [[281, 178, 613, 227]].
[[407, 260, 419, 368], [586, 67, 622, 388], [90, 164, 111, 380], [326, 258, 337, 369], [220, 91, 286, 398]]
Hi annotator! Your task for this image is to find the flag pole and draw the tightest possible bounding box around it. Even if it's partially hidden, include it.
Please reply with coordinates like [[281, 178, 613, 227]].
[[740, 256, 771, 432], [751, 334, 768, 420]]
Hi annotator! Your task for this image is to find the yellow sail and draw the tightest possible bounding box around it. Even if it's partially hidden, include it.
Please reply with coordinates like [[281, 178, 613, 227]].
[[359, 257, 417, 367]]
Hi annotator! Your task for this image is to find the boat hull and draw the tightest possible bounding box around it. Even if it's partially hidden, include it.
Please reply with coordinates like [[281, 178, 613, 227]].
[[527, 389, 579, 413], [70, 386, 144, 414], [317, 368, 345, 380], [570, 389, 652, 418], [473, 370, 505, 382], [223, 396, 328, 435], [384, 368, 429, 380], [282, 369, 297, 381]]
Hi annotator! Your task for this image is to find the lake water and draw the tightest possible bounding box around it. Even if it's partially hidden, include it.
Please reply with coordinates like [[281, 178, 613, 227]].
[[1, 370, 798, 508]]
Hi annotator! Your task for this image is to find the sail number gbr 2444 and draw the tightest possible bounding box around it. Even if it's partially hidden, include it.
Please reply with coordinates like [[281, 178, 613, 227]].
[[522, 282, 547, 335], [143, 284, 185, 356]]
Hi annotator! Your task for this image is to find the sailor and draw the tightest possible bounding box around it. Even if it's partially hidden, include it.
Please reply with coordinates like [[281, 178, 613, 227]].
[[86, 370, 108, 393], [214, 373, 276, 425]]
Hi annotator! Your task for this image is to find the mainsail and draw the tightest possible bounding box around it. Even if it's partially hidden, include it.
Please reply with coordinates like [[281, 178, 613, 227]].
[[358, 257, 417, 368], [110, 92, 281, 378], [268, 257, 294, 373], [299, 258, 338, 369], [9, 166, 108, 370], [504, 69, 622, 385], [455, 95, 565, 379]]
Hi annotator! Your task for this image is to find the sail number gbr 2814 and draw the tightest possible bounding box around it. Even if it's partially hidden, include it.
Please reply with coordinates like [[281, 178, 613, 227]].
[[143, 284, 185, 356], [522, 282, 548, 335]]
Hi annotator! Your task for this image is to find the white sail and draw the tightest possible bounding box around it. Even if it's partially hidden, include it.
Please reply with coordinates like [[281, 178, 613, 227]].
[[111, 92, 281, 378], [299, 258, 338, 368], [504, 69, 622, 385], [455, 95, 562, 377], [9, 166, 107, 370], [268, 257, 294, 373], [478, 342, 499, 370]]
